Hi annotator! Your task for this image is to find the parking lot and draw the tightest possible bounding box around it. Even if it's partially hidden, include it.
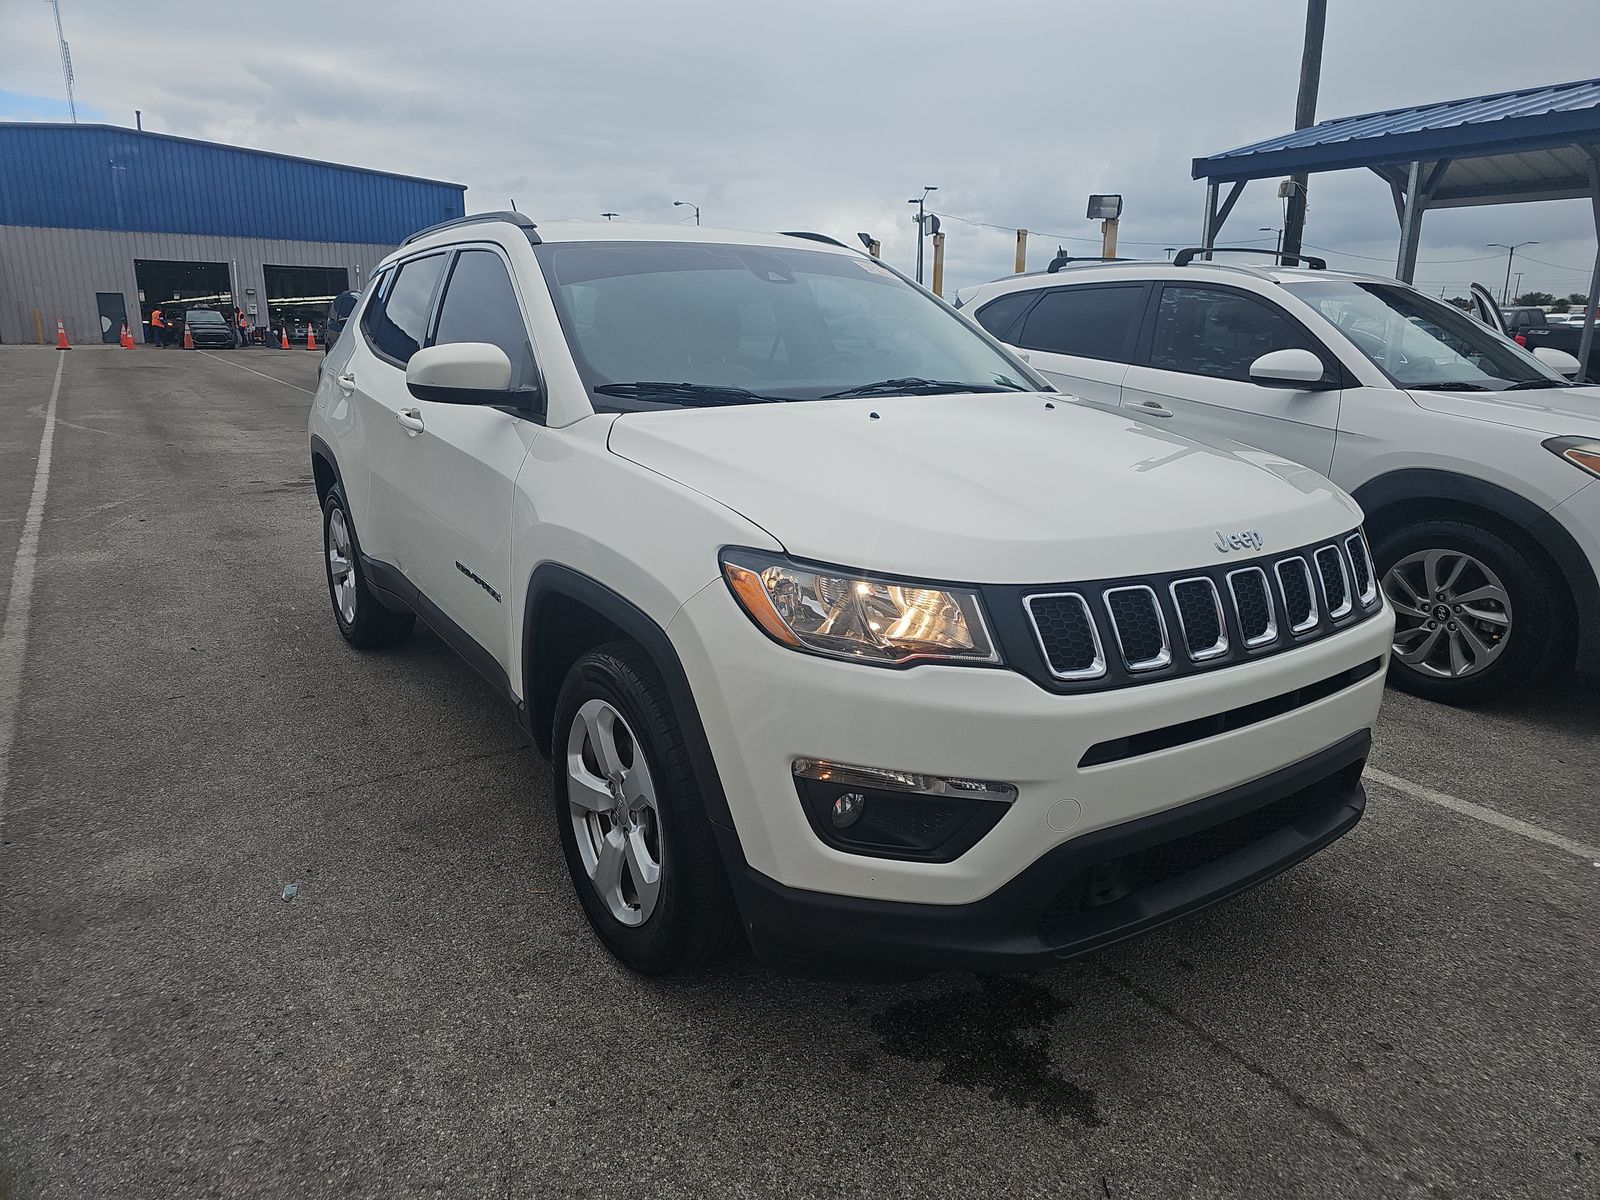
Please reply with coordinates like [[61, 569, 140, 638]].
[[1, 344, 1596, 1198]]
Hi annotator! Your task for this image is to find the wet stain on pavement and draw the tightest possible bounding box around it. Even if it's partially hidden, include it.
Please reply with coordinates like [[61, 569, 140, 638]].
[[869, 976, 1101, 1125]]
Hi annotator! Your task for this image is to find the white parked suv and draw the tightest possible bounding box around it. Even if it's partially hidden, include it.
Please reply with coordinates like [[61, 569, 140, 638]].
[[309, 217, 1392, 975], [960, 248, 1600, 705]]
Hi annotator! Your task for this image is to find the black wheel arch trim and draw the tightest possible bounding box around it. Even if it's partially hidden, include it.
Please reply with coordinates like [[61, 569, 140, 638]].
[[309, 434, 344, 499], [521, 563, 749, 872], [1353, 468, 1600, 672]]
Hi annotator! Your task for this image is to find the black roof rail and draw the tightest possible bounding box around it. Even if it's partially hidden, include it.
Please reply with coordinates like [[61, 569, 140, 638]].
[[1046, 249, 1133, 273], [1172, 246, 1325, 269], [780, 231, 849, 249], [402, 210, 541, 247]]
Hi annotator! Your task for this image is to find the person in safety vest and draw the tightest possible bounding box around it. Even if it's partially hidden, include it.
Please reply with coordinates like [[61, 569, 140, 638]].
[[149, 307, 167, 348]]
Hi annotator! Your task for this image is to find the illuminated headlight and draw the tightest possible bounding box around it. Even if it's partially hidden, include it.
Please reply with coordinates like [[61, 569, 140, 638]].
[[721, 549, 1000, 666], [1544, 436, 1600, 479]]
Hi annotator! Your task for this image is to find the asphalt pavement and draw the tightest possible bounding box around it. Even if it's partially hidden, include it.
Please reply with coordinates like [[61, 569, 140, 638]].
[[1, 344, 1595, 1199]]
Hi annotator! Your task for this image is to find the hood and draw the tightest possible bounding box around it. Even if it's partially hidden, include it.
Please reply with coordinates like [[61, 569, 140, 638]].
[[607, 393, 1362, 583], [1406, 385, 1600, 435]]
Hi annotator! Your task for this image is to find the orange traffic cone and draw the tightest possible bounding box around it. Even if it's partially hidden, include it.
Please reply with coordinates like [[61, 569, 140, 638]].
[[55, 319, 71, 350], [119, 322, 134, 349], [183, 325, 195, 350], [280, 326, 290, 350], [306, 326, 317, 351]]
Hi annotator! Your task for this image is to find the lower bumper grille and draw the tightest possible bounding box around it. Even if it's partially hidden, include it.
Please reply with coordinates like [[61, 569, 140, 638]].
[[1039, 759, 1364, 939]]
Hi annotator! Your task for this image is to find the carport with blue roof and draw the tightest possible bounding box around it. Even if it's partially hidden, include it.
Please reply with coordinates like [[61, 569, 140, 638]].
[[1191, 77, 1600, 381]]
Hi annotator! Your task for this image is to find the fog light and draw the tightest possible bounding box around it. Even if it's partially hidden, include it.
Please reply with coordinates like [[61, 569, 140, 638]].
[[831, 792, 866, 828], [792, 758, 1015, 862]]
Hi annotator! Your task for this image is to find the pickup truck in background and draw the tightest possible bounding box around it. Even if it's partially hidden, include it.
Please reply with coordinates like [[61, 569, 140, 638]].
[[1502, 305, 1585, 352], [1471, 284, 1594, 379]]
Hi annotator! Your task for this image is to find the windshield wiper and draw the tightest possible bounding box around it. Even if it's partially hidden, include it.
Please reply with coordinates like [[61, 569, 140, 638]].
[[593, 381, 786, 406], [820, 377, 1028, 399], [1502, 378, 1574, 391], [1408, 381, 1494, 392]]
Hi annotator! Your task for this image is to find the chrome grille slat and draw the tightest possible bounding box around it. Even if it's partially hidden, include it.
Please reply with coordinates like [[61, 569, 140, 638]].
[[1025, 592, 1107, 681], [1227, 566, 1277, 648], [1315, 544, 1353, 619], [1345, 533, 1377, 607], [1275, 556, 1319, 634], [1103, 585, 1171, 672], [1170, 577, 1228, 661]]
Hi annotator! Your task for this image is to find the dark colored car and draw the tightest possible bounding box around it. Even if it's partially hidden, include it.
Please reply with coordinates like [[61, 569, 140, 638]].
[[1501, 305, 1589, 361], [184, 308, 237, 348], [323, 290, 360, 354]]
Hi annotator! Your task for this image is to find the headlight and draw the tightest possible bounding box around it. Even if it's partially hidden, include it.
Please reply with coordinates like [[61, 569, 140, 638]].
[[1544, 436, 1600, 479], [720, 549, 1000, 666]]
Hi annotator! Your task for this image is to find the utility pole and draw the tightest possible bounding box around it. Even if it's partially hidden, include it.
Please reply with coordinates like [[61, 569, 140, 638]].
[[931, 232, 947, 297], [1513, 271, 1524, 303], [907, 186, 937, 284], [1280, 0, 1326, 260], [1488, 241, 1538, 304], [1015, 229, 1028, 274], [48, 0, 77, 123]]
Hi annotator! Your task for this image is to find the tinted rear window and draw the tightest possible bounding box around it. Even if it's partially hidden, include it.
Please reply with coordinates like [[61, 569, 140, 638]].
[[363, 255, 445, 365], [1014, 285, 1145, 362]]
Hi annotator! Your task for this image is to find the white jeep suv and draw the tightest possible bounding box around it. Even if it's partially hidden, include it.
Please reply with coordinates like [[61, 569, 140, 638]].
[[309, 217, 1392, 975], [960, 249, 1600, 705]]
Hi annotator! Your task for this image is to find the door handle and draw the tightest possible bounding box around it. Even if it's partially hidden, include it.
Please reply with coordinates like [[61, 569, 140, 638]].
[[1133, 400, 1174, 419], [336, 372, 357, 395], [396, 407, 425, 434]]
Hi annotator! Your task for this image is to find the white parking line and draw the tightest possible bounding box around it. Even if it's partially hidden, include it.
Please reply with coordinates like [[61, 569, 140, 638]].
[[195, 351, 314, 395], [1366, 765, 1600, 865], [0, 353, 64, 827]]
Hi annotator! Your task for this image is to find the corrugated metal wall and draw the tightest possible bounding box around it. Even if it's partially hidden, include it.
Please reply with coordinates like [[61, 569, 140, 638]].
[[0, 124, 465, 244], [0, 225, 395, 344]]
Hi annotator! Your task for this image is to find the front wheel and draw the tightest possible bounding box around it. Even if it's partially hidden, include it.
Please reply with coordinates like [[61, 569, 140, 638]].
[[322, 487, 414, 650], [552, 641, 738, 974], [1374, 519, 1566, 705]]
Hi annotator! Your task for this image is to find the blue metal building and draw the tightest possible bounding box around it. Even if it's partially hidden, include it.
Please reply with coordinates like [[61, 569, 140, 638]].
[[0, 122, 466, 345]]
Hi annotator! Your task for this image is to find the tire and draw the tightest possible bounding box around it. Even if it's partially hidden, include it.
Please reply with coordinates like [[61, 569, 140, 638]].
[[322, 486, 414, 650], [552, 641, 738, 974], [1373, 518, 1566, 705]]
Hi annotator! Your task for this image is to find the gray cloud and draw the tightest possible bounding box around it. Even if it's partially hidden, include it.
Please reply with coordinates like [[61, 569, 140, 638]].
[[4, 0, 1596, 297]]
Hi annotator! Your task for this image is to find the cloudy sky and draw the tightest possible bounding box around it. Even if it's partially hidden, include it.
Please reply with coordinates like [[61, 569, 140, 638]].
[[3, 0, 1598, 299]]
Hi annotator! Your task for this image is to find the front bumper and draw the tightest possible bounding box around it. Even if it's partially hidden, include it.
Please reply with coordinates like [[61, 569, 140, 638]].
[[733, 731, 1369, 973], [669, 579, 1391, 909]]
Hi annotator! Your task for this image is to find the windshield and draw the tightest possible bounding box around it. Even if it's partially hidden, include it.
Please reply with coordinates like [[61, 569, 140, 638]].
[[533, 240, 1040, 409], [1284, 280, 1565, 390], [186, 310, 225, 325]]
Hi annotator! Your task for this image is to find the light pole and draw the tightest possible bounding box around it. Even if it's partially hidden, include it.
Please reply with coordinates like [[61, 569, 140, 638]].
[[600, 211, 619, 221], [1164, 247, 1176, 261], [1260, 226, 1284, 258], [1488, 241, 1538, 304], [673, 200, 700, 225], [1513, 271, 1525, 303], [907, 185, 937, 284]]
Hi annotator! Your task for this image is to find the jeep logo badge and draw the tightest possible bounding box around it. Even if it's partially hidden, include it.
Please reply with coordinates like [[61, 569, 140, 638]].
[[1215, 529, 1265, 553]]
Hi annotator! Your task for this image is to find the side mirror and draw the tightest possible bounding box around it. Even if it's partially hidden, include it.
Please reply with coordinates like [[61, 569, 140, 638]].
[[1249, 348, 1333, 390], [1532, 346, 1581, 379], [406, 342, 514, 405]]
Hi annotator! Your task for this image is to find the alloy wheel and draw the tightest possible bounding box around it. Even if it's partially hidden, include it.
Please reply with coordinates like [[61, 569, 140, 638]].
[[566, 698, 663, 926], [1382, 549, 1511, 679], [327, 507, 357, 625]]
